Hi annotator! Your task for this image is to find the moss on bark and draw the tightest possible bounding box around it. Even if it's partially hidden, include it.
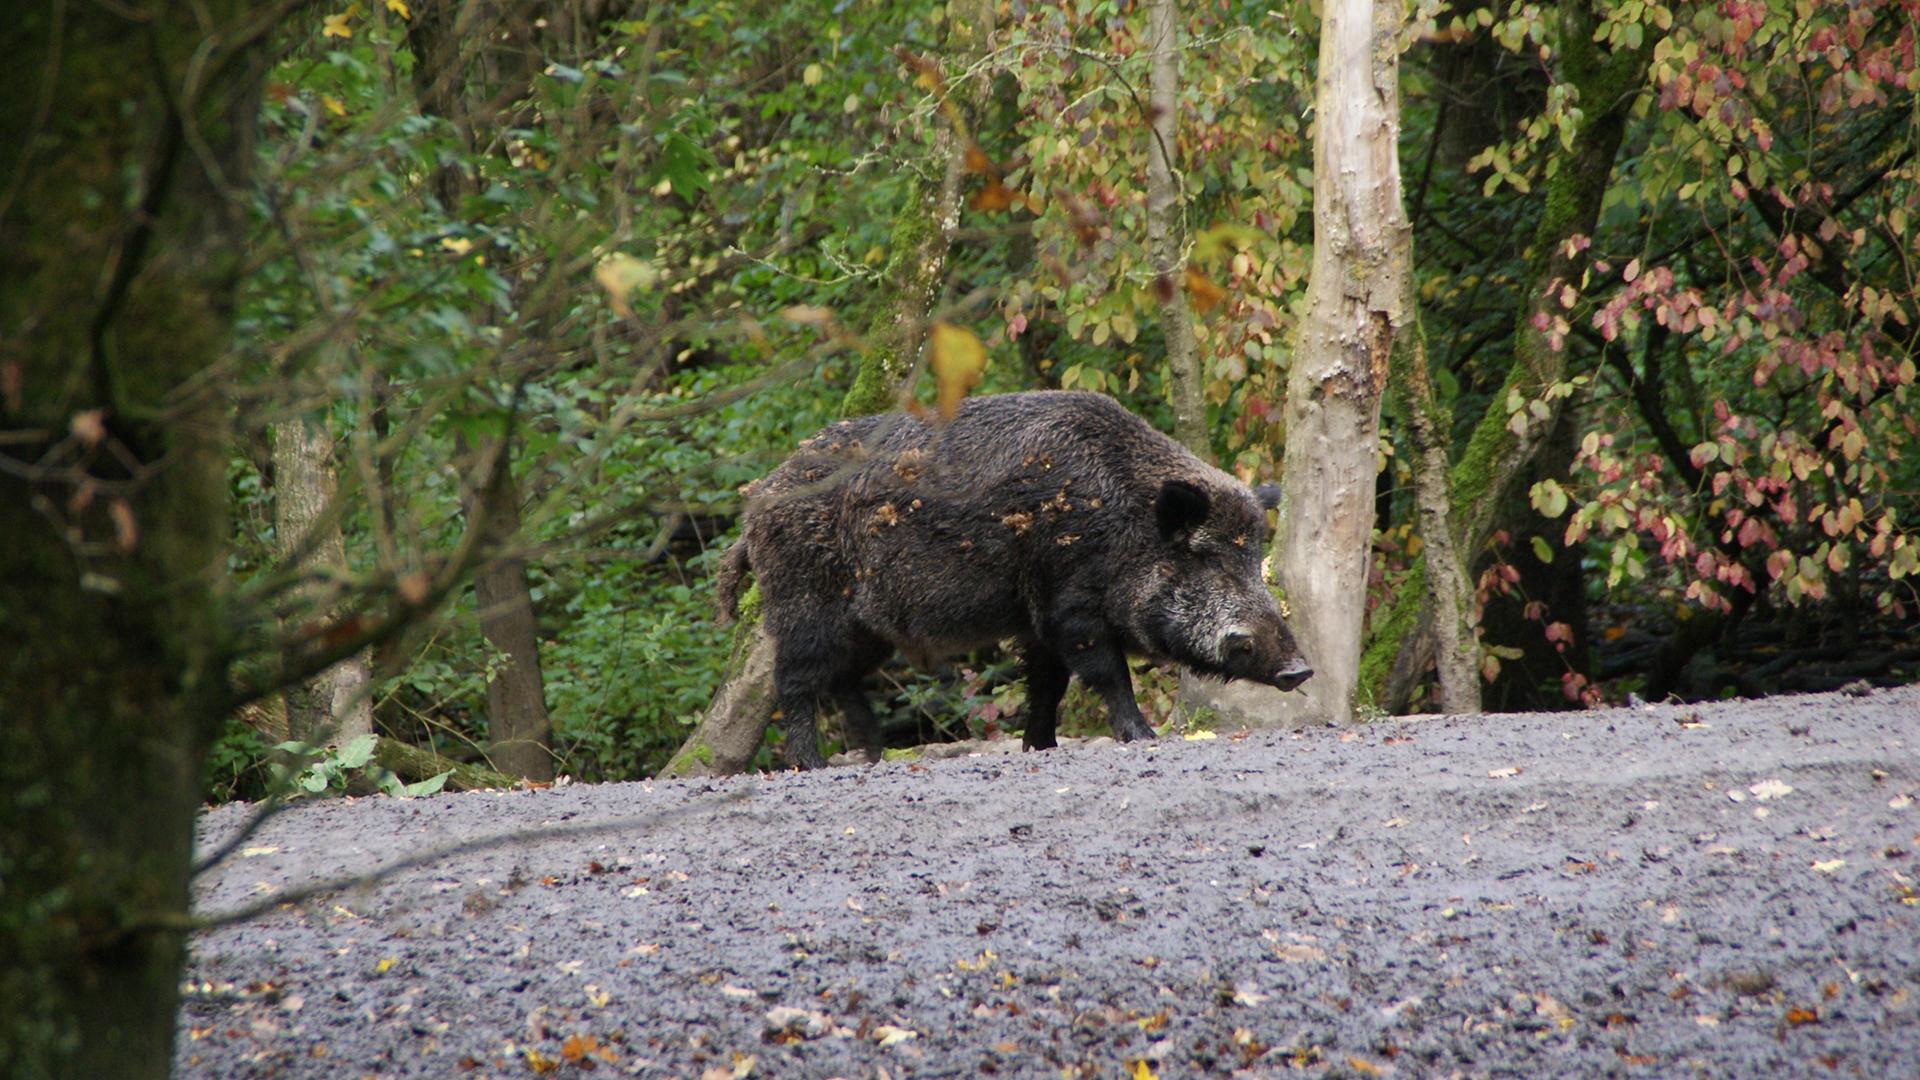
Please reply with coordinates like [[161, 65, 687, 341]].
[[0, 5, 265, 1076]]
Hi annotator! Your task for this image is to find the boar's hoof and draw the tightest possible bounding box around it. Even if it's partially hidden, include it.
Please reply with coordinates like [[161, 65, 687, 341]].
[[1271, 659, 1314, 693]]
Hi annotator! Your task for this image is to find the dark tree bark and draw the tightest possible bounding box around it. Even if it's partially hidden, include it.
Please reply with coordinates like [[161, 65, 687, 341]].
[[0, 3, 267, 1076], [404, 2, 556, 780], [462, 454, 555, 781]]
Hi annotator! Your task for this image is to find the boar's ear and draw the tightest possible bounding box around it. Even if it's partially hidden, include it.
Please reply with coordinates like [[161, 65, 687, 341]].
[[1254, 483, 1281, 512], [1156, 479, 1211, 544]]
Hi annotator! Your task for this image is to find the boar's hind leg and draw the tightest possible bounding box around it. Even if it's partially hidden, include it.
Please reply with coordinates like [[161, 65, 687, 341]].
[[1058, 637, 1156, 743], [773, 644, 835, 770], [830, 634, 890, 763], [1021, 647, 1070, 751], [832, 686, 883, 762]]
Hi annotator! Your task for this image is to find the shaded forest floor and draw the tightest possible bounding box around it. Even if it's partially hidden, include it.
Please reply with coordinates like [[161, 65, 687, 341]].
[[181, 685, 1919, 1077]]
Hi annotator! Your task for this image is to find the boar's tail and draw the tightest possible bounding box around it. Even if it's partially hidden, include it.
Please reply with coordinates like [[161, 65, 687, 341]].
[[714, 539, 751, 623]]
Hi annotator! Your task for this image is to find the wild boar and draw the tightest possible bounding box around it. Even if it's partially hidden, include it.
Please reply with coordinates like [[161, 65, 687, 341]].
[[715, 390, 1312, 769]]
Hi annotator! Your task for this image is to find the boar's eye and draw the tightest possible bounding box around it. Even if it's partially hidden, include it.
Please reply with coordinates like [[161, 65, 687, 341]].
[[1223, 631, 1254, 656]]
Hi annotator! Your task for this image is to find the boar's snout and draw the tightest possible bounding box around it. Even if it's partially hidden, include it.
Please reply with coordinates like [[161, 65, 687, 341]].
[[1271, 657, 1313, 692]]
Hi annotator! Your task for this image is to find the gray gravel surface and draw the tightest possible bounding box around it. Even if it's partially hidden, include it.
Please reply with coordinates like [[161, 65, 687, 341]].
[[179, 686, 1920, 1078]]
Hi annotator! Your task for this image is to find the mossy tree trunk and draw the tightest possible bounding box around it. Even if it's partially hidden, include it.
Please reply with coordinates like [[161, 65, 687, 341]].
[[1393, 311, 1481, 713], [1360, 2, 1653, 710], [0, 3, 266, 1076], [665, 0, 996, 777], [1259, 0, 1411, 727]]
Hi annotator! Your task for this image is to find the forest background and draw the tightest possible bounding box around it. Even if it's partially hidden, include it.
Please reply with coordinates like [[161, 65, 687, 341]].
[[9, 0, 1919, 797], [4, 1, 1918, 1075]]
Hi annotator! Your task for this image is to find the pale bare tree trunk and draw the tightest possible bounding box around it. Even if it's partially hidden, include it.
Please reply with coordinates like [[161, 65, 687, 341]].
[[1263, 0, 1410, 726], [272, 416, 375, 744], [1146, 0, 1207, 455], [665, 0, 996, 776], [1395, 313, 1480, 712]]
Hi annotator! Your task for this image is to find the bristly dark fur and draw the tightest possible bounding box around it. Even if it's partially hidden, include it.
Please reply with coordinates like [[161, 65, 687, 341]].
[[725, 390, 1310, 768]]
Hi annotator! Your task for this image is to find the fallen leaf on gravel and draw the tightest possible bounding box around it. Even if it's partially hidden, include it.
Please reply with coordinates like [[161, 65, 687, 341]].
[[525, 1048, 560, 1073], [873, 1024, 916, 1046], [720, 984, 756, 999], [1892, 795, 1913, 810], [1753, 807, 1771, 819], [1383, 817, 1407, 829], [763, 1006, 831, 1040], [1128, 1060, 1160, 1080], [1487, 767, 1521, 779], [1811, 859, 1847, 874], [1184, 730, 1218, 741], [1345, 1055, 1388, 1076], [375, 957, 396, 973], [1749, 779, 1794, 800], [1695, 1015, 1719, 1026], [1727, 790, 1747, 802], [1271, 943, 1326, 963], [241, 846, 279, 857], [629, 942, 660, 955], [1785, 1006, 1819, 1026], [1231, 986, 1269, 1006]]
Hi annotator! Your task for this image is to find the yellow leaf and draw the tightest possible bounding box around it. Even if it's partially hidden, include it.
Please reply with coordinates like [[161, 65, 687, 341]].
[[1181, 730, 1218, 741], [803, 63, 824, 86], [384, 0, 410, 16], [593, 253, 659, 318], [1183, 266, 1227, 313], [1129, 1061, 1159, 1080], [375, 957, 396, 973], [439, 236, 473, 256], [928, 322, 987, 419], [322, 12, 353, 38], [321, 94, 346, 117]]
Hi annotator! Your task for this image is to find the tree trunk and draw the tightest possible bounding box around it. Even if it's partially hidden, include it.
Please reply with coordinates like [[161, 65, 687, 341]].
[[462, 447, 555, 782], [1394, 312, 1481, 712], [1146, 0, 1207, 455], [0, 4, 264, 1076], [402, 5, 555, 782], [1250, 0, 1410, 727], [271, 416, 376, 744], [1357, 2, 1653, 709], [660, 625, 780, 778], [667, 0, 996, 775]]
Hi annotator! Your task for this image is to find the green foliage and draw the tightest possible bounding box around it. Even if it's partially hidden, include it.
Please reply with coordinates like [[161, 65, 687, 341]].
[[272, 734, 452, 798]]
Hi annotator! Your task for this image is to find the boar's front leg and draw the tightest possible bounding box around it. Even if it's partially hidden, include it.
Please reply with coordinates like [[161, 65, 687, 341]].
[[1021, 646, 1070, 751], [1057, 633, 1156, 743]]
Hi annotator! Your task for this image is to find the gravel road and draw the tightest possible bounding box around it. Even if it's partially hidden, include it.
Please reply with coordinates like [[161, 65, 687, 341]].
[[179, 685, 1920, 1078]]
